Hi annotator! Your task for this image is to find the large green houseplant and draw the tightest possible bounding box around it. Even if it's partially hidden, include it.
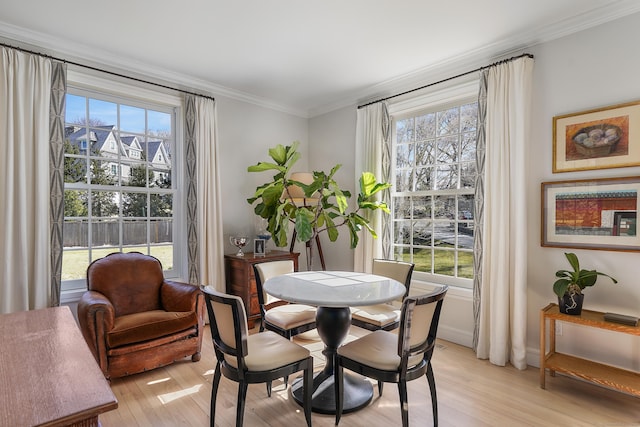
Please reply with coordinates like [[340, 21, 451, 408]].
[[247, 142, 391, 269], [553, 252, 617, 315]]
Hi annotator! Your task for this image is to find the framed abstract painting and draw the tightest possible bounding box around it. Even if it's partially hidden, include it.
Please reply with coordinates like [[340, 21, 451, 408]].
[[541, 176, 640, 251]]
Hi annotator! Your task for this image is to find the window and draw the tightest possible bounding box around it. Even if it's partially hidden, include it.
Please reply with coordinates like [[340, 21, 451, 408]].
[[390, 85, 478, 288], [62, 84, 180, 290]]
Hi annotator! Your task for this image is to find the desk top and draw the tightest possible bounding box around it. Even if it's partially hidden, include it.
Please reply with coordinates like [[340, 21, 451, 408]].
[[0, 306, 118, 426], [264, 270, 406, 308]]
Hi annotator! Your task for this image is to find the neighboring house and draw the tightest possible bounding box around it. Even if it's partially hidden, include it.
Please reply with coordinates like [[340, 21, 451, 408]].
[[141, 139, 171, 185], [121, 135, 143, 161], [65, 125, 171, 185]]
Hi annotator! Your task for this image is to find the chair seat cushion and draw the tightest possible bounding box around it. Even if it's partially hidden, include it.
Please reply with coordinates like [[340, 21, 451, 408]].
[[338, 330, 422, 370], [108, 309, 198, 348], [265, 304, 316, 329], [351, 304, 400, 327], [225, 331, 310, 371]]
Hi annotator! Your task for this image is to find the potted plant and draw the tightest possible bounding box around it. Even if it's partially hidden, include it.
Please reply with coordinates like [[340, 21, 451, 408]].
[[247, 142, 391, 270], [553, 252, 617, 315]]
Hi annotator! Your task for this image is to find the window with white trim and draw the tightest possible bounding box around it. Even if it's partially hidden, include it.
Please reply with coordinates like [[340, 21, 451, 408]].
[[62, 82, 181, 291], [390, 84, 478, 288]]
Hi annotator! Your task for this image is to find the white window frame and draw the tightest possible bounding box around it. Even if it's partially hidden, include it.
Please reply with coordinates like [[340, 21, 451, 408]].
[[61, 68, 186, 297], [388, 80, 479, 289]]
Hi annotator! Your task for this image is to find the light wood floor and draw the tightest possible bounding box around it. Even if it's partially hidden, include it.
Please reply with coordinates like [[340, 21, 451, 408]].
[[100, 326, 640, 426]]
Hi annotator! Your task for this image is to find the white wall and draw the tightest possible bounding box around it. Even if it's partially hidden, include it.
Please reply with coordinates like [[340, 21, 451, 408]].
[[307, 12, 640, 366], [216, 95, 309, 256], [308, 105, 358, 271], [526, 12, 640, 370]]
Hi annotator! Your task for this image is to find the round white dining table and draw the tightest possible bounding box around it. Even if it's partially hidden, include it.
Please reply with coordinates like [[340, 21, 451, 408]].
[[264, 270, 406, 415]]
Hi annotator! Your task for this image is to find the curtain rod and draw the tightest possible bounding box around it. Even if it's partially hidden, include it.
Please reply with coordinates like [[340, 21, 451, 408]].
[[0, 41, 215, 102], [357, 52, 533, 109]]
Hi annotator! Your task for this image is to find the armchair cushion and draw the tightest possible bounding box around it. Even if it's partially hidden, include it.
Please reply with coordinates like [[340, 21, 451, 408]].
[[108, 309, 199, 348]]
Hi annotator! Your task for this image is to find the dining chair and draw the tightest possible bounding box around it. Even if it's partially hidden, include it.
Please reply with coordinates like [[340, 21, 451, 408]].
[[202, 287, 313, 427], [351, 259, 414, 331], [335, 286, 448, 427], [253, 260, 317, 339]]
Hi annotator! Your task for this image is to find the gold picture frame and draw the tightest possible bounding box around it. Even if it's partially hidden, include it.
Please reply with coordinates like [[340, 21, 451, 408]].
[[552, 100, 640, 173], [541, 176, 640, 252]]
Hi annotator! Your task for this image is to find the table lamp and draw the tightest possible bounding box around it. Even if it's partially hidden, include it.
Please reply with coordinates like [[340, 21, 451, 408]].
[[286, 172, 319, 207]]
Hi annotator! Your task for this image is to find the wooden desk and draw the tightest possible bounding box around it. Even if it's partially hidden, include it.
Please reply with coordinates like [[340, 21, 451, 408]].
[[0, 306, 118, 426], [540, 303, 640, 397]]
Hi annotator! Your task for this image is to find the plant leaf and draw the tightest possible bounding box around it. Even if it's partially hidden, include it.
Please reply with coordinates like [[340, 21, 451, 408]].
[[294, 208, 314, 242], [247, 162, 285, 173], [565, 252, 579, 272], [268, 145, 288, 165], [553, 279, 571, 297]]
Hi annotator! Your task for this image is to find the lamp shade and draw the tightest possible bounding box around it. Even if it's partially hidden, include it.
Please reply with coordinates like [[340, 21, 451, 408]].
[[286, 172, 319, 206]]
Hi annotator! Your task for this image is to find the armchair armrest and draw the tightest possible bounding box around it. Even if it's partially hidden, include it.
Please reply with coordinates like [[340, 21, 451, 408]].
[[161, 280, 202, 312], [77, 290, 115, 375]]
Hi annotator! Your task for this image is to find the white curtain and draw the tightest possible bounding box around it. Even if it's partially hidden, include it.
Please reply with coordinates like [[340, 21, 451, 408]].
[[354, 102, 391, 273], [475, 57, 533, 369], [194, 98, 225, 290], [0, 48, 52, 313]]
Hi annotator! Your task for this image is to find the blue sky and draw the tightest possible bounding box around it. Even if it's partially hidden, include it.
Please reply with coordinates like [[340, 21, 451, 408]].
[[66, 94, 171, 135]]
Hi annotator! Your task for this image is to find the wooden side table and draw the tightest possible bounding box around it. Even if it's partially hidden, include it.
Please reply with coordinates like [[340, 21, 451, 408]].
[[224, 250, 299, 327], [540, 303, 640, 397]]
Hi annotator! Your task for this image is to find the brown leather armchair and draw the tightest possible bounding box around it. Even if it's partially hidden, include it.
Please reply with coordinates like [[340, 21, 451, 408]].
[[78, 252, 205, 379]]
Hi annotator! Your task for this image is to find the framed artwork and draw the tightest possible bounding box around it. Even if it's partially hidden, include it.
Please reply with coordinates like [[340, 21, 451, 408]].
[[541, 176, 640, 251], [253, 238, 266, 256], [552, 100, 640, 173]]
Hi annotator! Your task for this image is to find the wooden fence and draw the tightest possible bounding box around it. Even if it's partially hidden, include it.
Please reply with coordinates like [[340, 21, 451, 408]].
[[63, 220, 172, 247]]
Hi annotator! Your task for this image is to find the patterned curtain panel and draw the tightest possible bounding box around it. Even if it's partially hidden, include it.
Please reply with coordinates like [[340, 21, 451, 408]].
[[472, 69, 488, 352], [354, 102, 391, 273], [184, 95, 225, 290], [49, 61, 66, 307], [193, 97, 225, 290], [0, 47, 52, 313], [184, 95, 199, 285]]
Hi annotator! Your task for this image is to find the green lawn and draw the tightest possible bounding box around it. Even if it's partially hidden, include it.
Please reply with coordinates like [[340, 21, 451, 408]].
[[62, 245, 174, 280], [397, 248, 474, 279]]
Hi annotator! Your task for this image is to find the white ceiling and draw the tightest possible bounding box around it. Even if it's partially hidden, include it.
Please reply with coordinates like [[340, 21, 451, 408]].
[[1, 0, 639, 117]]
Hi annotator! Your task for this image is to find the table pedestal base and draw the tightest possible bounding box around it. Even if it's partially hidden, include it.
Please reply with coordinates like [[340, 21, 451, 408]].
[[291, 371, 373, 414], [290, 306, 373, 414]]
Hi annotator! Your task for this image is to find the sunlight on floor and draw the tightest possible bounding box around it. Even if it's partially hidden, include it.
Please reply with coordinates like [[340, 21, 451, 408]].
[[157, 384, 203, 404], [146, 377, 171, 385]]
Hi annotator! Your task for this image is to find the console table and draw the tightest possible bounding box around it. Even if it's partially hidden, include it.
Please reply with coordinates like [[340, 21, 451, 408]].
[[0, 306, 118, 426], [540, 303, 640, 397]]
